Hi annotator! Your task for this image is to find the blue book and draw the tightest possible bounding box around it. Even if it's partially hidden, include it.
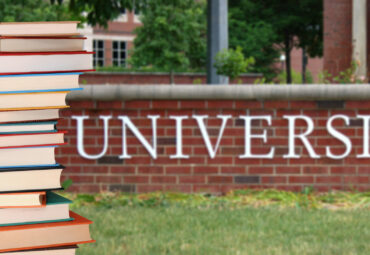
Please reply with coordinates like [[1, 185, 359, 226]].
[[0, 192, 73, 227]]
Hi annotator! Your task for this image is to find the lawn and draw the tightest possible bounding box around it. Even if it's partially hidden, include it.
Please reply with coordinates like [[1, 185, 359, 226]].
[[67, 190, 370, 255]]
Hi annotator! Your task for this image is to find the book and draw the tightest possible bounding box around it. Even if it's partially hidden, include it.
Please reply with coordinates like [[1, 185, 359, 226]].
[[0, 211, 94, 252], [0, 192, 72, 226], [0, 21, 79, 36], [0, 52, 93, 75], [0, 36, 85, 52], [0, 91, 70, 111], [0, 165, 64, 192], [0, 245, 78, 255], [0, 109, 60, 123], [0, 73, 80, 92], [0, 131, 66, 148], [0, 191, 46, 208], [0, 121, 57, 134], [0, 146, 58, 168]]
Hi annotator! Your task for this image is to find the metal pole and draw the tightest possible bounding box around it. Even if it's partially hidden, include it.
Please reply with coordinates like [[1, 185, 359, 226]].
[[207, 0, 229, 84]]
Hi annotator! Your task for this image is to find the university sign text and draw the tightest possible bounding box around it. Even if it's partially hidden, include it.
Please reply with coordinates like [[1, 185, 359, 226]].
[[72, 114, 370, 160]]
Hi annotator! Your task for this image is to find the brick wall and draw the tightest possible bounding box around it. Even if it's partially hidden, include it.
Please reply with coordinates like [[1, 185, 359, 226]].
[[56, 99, 370, 194], [80, 72, 262, 85], [324, 0, 370, 77], [323, 0, 352, 77]]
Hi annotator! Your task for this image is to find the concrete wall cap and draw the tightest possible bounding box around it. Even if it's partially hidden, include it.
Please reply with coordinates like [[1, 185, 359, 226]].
[[67, 84, 370, 101]]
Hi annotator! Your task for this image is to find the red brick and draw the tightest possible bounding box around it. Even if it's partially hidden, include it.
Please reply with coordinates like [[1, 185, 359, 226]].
[[208, 176, 233, 184], [235, 101, 262, 109], [152, 100, 178, 109], [179, 176, 206, 184], [193, 166, 219, 174], [151, 176, 177, 183], [289, 176, 314, 184], [124, 176, 149, 183], [125, 100, 151, 109], [316, 176, 342, 183]]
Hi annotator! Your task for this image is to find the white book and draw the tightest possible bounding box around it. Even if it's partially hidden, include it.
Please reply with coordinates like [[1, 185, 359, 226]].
[[0, 21, 79, 36], [0, 247, 76, 255], [0, 109, 60, 123], [0, 73, 79, 92], [0, 52, 93, 74], [0, 92, 69, 110], [0, 37, 85, 52], [0, 146, 56, 167], [0, 132, 65, 148]]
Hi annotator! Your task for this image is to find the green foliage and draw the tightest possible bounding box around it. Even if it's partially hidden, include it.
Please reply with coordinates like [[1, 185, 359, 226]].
[[62, 189, 370, 210], [229, 0, 323, 83], [129, 0, 206, 74], [319, 62, 367, 84], [277, 70, 313, 84], [213, 46, 255, 80], [62, 179, 73, 190], [0, 0, 80, 22]]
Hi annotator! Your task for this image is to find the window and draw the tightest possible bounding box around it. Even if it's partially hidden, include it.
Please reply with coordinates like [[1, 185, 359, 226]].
[[116, 7, 127, 22], [134, 8, 141, 23], [93, 40, 105, 67], [112, 41, 127, 67]]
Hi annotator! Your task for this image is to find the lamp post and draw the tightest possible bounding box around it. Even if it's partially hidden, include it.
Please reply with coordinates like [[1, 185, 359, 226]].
[[207, 0, 229, 85]]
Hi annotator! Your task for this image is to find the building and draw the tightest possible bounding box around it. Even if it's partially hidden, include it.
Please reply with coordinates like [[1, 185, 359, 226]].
[[79, 9, 141, 68], [324, 0, 368, 80]]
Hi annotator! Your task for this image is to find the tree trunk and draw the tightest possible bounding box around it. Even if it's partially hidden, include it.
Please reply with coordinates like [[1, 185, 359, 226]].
[[170, 69, 175, 85], [284, 34, 292, 84], [302, 48, 307, 84]]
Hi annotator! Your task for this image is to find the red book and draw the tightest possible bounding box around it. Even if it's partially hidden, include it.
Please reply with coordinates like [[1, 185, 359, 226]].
[[0, 211, 94, 252]]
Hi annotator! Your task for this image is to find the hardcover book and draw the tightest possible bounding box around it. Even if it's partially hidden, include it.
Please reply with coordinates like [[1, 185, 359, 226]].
[[0, 36, 85, 52], [0, 146, 58, 168], [0, 21, 80, 36], [0, 165, 64, 192], [0, 73, 80, 92], [0, 191, 46, 208], [0, 109, 60, 123], [0, 211, 94, 252], [0, 192, 72, 226], [0, 52, 93, 75], [0, 245, 78, 255]]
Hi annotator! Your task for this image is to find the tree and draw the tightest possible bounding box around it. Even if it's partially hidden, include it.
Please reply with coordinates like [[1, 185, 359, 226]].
[[229, 1, 280, 81], [214, 46, 254, 81], [229, 0, 323, 84], [129, 0, 206, 84], [0, 0, 78, 22]]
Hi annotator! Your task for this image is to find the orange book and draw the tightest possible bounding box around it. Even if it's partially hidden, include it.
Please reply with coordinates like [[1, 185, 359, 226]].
[[0, 211, 94, 252], [0, 191, 46, 208]]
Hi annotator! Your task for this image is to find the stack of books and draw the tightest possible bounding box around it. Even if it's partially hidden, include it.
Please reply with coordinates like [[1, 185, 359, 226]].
[[0, 21, 94, 254]]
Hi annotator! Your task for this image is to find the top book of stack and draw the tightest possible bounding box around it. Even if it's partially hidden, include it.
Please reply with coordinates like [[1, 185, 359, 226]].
[[0, 21, 80, 36]]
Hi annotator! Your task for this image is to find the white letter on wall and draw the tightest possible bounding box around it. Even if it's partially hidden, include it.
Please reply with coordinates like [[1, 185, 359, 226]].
[[283, 115, 320, 158], [193, 115, 231, 158], [169, 116, 189, 159], [357, 115, 370, 158], [239, 115, 275, 158], [119, 115, 159, 159], [326, 114, 352, 159], [72, 115, 112, 159]]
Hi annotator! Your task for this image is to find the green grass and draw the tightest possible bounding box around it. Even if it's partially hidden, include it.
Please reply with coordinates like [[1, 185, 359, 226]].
[[75, 206, 369, 255], [66, 190, 370, 255]]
